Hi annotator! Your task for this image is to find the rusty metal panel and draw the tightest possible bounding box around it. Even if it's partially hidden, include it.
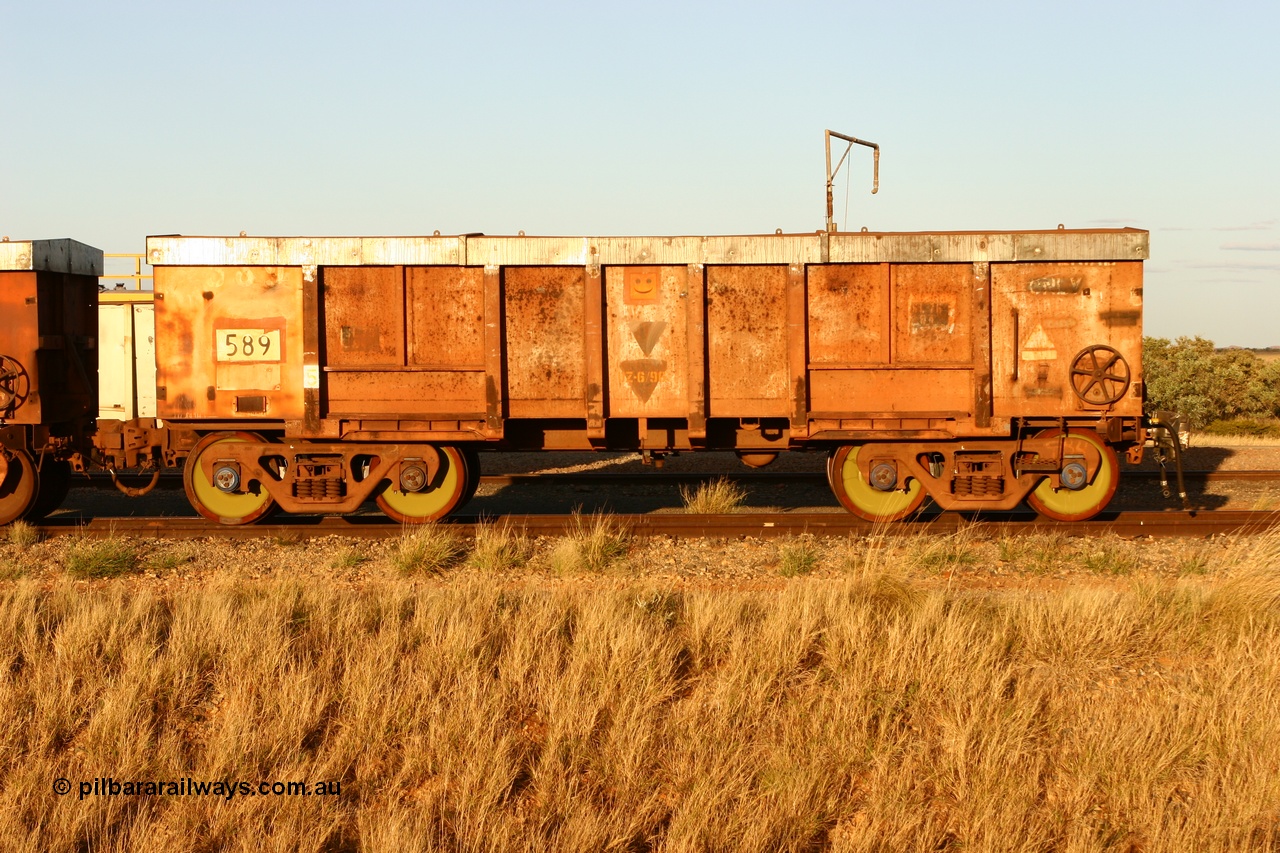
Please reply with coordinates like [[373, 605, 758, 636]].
[[809, 368, 972, 415], [806, 264, 889, 365], [706, 265, 789, 416], [891, 265, 974, 365], [990, 261, 1144, 418], [605, 266, 688, 418], [504, 267, 587, 418], [326, 371, 487, 417], [154, 266, 304, 420], [0, 239, 103, 275], [405, 267, 485, 368], [323, 267, 405, 367]]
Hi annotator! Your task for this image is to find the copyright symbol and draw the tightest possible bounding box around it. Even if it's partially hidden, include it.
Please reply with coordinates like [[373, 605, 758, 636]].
[[53, 778, 71, 796]]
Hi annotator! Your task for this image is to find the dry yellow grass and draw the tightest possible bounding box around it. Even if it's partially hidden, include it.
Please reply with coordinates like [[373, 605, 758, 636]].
[[680, 477, 748, 513], [3, 531, 1280, 850]]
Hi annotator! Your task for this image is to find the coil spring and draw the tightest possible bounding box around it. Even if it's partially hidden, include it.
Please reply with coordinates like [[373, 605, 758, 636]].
[[953, 475, 1004, 498], [292, 479, 347, 500]]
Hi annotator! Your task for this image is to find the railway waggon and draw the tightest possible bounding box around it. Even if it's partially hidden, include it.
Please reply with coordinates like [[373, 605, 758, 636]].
[[1, 227, 1149, 525]]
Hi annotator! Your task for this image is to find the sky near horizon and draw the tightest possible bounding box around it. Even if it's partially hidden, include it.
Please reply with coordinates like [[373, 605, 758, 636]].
[[2, 1, 1277, 346]]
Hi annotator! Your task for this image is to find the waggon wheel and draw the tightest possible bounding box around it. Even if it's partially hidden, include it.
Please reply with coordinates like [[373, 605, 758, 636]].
[[460, 446, 482, 505], [183, 432, 277, 525], [828, 444, 926, 522], [0, 450, 40, 526], [28, 460, 73, 520], [1025, 430, 1120, 522], [376, 445, 471, 524]]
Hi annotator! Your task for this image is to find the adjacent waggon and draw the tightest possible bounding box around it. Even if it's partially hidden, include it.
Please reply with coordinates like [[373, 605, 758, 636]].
[[0, 239, 101, 525], [53, 225, 1145, 525]]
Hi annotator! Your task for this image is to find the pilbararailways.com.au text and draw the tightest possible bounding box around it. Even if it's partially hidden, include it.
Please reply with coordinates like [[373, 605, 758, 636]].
[[55, 777, 342, 801]]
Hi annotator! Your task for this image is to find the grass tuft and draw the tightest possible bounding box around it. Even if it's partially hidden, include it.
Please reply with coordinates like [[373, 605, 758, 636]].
[[393, 525, 463, 575], [998, 533, 1070, 574], [64, 536, 140, 578], [1081, 539, 1139, 576], [467, 522, 532, 573], [548, 511, 631, 574], [7, 520, 39, 549], [911, 527, 982, 573], [680, 477, 747, 514], [145, 545, 199, 572], [329, 548, 371, 571], [778, 536, 821, 577]]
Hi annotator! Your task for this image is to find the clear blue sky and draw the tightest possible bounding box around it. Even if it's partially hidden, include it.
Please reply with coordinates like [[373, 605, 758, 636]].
[[3, 1, 1277, 345]]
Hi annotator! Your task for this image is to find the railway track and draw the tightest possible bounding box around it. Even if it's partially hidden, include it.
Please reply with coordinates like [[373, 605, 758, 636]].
[[32, 509, 1280, 541]]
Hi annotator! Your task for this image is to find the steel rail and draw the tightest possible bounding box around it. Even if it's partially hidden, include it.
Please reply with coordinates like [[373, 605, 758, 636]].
[[31, 510, 1280, 541], [74, 469, 1280, 491]]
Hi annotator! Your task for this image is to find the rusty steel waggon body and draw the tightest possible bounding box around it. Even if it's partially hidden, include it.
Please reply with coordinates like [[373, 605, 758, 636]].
[[73, 226, 1150, 525], [0, 239, 102, 524]]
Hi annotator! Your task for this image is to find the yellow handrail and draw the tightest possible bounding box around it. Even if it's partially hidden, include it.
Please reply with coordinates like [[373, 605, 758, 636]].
[[100, 253, 151, 291]]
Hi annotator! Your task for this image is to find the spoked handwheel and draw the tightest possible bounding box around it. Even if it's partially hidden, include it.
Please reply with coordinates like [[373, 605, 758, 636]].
[[0, 355, 30, 415], [1025, 430, 1120, 522], [828, 444, 927, 522], [0, 449, 40, 526], [183, 432, 277, 525], [376, 445, 472, 524], [1069, 345, 1130, 406]]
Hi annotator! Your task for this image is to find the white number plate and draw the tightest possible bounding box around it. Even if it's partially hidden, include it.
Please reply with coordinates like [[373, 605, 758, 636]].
[[217, 328, 282, 362]]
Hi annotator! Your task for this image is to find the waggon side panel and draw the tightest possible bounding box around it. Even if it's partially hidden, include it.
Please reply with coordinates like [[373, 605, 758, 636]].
[[323, 267, 405, 367], [154, 266, 304, 420], [990, 261, 1143, 419], [706, 266, 790, 417], [806, 264, 890, 366], [323, 265, 489, 419], [605, 266, 689, 419], [504, 267, 588, 419], [805, 263, 982, 424]]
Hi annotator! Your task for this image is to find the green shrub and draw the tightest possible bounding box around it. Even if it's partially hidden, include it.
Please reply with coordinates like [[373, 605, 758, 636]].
[[1143, 337, 1280, 428], [1202, 418, 1280, 438]]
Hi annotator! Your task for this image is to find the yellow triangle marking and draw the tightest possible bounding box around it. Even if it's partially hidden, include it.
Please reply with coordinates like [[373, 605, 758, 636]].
[[1020, 324, 1058, 361]]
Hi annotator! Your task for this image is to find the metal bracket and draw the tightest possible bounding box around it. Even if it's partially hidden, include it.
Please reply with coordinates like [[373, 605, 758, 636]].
[[825, 129, 879, 233]]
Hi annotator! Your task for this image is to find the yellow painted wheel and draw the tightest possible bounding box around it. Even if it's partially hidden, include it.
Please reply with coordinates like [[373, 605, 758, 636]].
[[0, 450, 40, 526], [183, 432, 276, 525], [1025, 430, 1119, 522], [376, 445, 471, 523], [828, 444, 926, 522]]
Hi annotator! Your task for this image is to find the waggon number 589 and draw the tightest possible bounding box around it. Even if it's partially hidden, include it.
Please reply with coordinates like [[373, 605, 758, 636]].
[[217, 328, 282, 362]]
